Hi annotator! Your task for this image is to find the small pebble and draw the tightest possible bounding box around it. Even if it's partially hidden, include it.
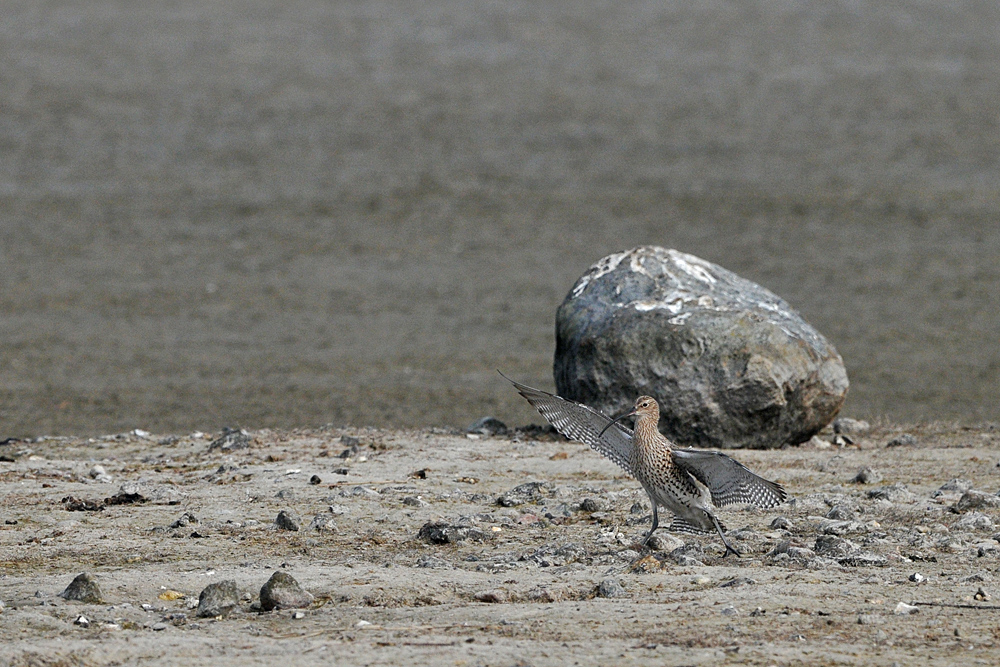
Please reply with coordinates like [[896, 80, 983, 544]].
[[152, 622, 168, 631], [74, 615, 90, 627], [909, 572, 925, 583], [894, 601, 919, 615], [309, 475, 322, 485], [975, 587, 991, 601]]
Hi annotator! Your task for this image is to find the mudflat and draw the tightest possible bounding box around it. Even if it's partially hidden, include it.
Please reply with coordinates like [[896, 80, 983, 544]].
[[2, 1, 1000, 437], [2, 423, 1000, 665]]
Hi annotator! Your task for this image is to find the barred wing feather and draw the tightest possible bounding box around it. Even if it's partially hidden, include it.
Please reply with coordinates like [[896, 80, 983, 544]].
[[501, 373, 636, 478], [672, 448, 786, 508]]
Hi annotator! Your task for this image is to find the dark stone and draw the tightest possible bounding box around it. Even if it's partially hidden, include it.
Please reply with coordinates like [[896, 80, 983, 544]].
[[275, 510, 300, 531], [932, 478, 973, 497], [814, 535, 857, 558], [496, 481, 554, 507], [417, 521, 487, 544], [718, 577, 756, 588], [886, 433, 918, 448], [553, 246, 848, 449], [770, 516, 793, 530], [668, 543, 706, 565], [259, 572, 314, 611], [867, 483, 916, 503], [579, 498, 602, 512], [309, 475, 322, 485], [104, 492, 146, 506], [338, 436, 361, 458], [853, 467, 882, 484], [61, 496, 104, 512], [838, 552, 888, 567], [955, 490, 1000, 512], [197, 580, 240, 617], [825, 505, 856, 520], [466, 417, 508, 436], [60, 573, 103, 603], [598, 578, 627, 598], [833, 418, 871, 435], [208, 427, 250, 452]]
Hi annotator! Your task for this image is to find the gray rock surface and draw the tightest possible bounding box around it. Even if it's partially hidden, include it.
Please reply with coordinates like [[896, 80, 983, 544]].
[[554, 246, 848, 449], [197, 580, 240, 618], [275, 510, 300, 531], [59, 573, 103, 604], [417, 521, 488, 544], [259, 572, 314, 611]]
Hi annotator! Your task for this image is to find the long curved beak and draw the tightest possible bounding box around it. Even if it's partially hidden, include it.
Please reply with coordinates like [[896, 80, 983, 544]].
[[598, 408, 637, 438]]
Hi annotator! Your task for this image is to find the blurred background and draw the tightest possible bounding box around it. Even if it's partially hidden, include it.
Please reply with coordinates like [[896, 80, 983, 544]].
[[1, 1, 998, 437]]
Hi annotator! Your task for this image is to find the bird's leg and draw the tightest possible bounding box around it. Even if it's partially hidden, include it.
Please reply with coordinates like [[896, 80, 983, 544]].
[[709, 511, 741, 558], [640, 498, 659, 547]]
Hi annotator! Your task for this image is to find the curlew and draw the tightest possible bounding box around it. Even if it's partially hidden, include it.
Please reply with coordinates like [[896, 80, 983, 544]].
[[502, 373, 787, 556]]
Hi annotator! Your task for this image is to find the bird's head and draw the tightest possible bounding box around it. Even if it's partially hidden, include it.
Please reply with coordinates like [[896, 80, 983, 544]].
[[632, 395, 660, 420], [598, 395, 661, 437]]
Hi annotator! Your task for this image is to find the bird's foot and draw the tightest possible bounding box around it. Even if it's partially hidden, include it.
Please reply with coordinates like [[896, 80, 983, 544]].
[[721, 542, 742, 558]]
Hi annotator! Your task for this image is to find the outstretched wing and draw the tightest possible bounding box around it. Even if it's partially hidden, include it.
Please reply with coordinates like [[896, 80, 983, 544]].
[[672, 448, 787, 508], [500, 372, 636, 478]]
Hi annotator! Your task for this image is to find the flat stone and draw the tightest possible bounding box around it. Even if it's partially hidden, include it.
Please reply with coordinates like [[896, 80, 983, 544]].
[[867, 483, 916, 503], [259, 572, 314, 611], [886, 433, 917, 448], [554, 246, 847, 449], [497, 481, 554, 507], [838, 552, 888, 567], [466, 417, 508, 436], [417, 521, 487, 544]]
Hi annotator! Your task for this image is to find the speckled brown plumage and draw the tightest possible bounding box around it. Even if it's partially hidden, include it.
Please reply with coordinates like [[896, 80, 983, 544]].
[[503, 373, 787, 556]]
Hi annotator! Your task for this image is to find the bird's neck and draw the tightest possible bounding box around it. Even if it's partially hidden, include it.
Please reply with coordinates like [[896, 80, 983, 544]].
[[634, 415, 669, 452]]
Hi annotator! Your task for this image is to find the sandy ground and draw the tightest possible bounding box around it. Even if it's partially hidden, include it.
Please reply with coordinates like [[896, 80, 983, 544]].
[[3, 422, 1000, 666]]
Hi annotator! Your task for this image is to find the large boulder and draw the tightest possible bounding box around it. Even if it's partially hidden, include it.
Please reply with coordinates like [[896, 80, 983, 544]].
[[554, 246, 848, 449]]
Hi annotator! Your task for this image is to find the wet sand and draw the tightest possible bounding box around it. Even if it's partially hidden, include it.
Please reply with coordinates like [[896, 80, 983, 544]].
[[3, 424, 1000, 665], [2, 1, 1000, 437]]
